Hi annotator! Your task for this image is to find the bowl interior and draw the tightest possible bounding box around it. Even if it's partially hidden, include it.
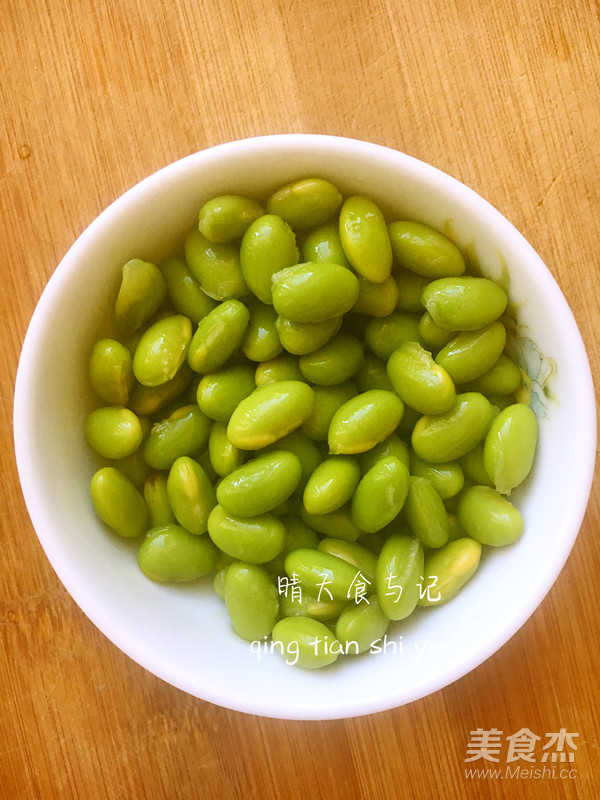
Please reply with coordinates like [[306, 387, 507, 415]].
[[14, 135, 596, 719]]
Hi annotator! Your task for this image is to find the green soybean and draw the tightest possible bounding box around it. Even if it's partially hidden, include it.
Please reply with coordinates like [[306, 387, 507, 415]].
[[388, 221, 466, 277], [272, 431, 323, 491], [224, 562, 279, 641], [301, 221, 350, 267], [418, 311, 454, 352], [143, 470, 176, 528], [418, 538, 482, 606], [411, 392, 494, 463], [375, 535, 424, 620], [303, 456, 361, 515], [112, 449, 150, 487], [85, 406, 143, 459], [240, 214, 299, 304], [365, 312, 423, 360], [137, 524, 218, 582], [339, 196, 393, 283], [207, 505, 286, 563], [422, 277, 508, 331], [132, 315, 192, 387], [328, 390, 404, 454], [435, 322, 507, 384], [387, 341, 456, 415], [394, 270, 429, 313], [254, 353, 303, 386], [357, 433, 410, 474], [317, 538, 378, 585], [196, 364, 256, 422], [266, 178, 343, 229], [300, 505, 362, 542], [351, 457, 410, 533], [198, 195, 264, 243], [208, 421, 247, 477], [159, 258, 218, 323], [352, 275, 399, 317], [279, 590, 346, 622], [354, 353, 395, 393], [89, 339, 134, 406], [128, 363, 192, 416], [143, 404, 212, 470], [227, 380, 315, 450], [299, 333, 364, 386], [115, 258, 166, 336], [483, 403, 538, 495], [90, 467, 148, 538], [403, 476, 449, 548], [335, 596, 389, 654], [166, 456, 216, 534], [410, 453, 464, 499], [458, 485, 524, 546], [187, 299, 250, 374], [217, 450, 302, 517], [463, 354, 523, 396], [284, 549, 361, 603], [271, 617, 340, 669], [272, 262, 360, 323], [184, 227, 248, 300], [300, 381, 357, 441], [241, 299, 282, 362], [275, 314, 342, 356], [459, 445, 493, 486]]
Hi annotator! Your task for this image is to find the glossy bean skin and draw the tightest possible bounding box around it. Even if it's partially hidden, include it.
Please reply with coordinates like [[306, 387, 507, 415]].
[[301, 221, 350, 267], [483, 403, 538, 495], [198, 195, 264, 243], [184, 227, 248, 300], [418, 311, 454, 352], [354, 353, 395, 393], [410, 452, 465, 499], [90, 467, 149, 538], [463, 354, 522, 396], [299, 333, 364, 386], [187, 299, 250, 373], [435, 322, 507, 384], [300, 381, 357, 441], [271, 617, 340, 669], [197, 364, 256, 422], [208, 421, 247, 477], [300, 505, 362, 542], [351, 456, 410, 533], [271, 431, 323, 491], [227, 380, 315, 450], [457, 485, 524, 546], [128, 363, 192, 417], [328, 390, 404, 455], [133, 315, 192, 387], [241, 299, 283, 362], [339, 196, 393, 283], [166, 456, 216, 534], [137, 524, 218, 582], [394, 270, 429, 313], [143, 470, 176, 528], [404, 476, 449, 548], [284, 548, 361, 602], [278, 590, 346, 622], [358, 432, 410, 474], [335, 596, 389, 654], [303, 456, 361, 515], [254, 354, 303, 386], [352, 276, 399, 317], [388, 221, 465, 278], [275, 314, 342, 356], [418, 538, 482, 606], [265, 515, 319, 575], [387, 341, 456, 415], [113, 449, 150, 487], [224, 562, 279, 641], [207, 505, 287, 563], [89, 339, 134, 406], [375, 535, 424, 620], [459, 445, 493, 486], [143, 404, 212, 470], [114, 259, 166, 336], [217, 450, 302, 517], [317, 538, 378, 585], [240, 214, 299, 304], [365, 312, 423, 360], [266, 178, 343, 229], [85, 406, 143, 460], [422, 277, 508, 331], [411, 392, 494, 463], [272, 262, 360, 323], [159, 258, 217, 323]]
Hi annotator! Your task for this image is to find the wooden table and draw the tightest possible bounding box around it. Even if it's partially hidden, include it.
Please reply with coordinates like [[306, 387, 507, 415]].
[[2, 1, 598, 797]]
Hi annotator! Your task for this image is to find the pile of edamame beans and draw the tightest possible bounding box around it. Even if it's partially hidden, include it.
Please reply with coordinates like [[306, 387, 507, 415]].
[[86, 177, 538, 669]]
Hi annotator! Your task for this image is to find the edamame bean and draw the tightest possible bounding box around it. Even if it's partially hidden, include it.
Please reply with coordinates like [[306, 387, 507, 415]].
[[357, 433, 410, 474], [299, 333, 364, 386], [388, 221, 466, 277], [459, 445, 493, 486], [143, 404, 212, 470], [240, 214, 299, 303], [354, 353, 395, 393], [284, 549, 362, 602], [266, 178, 343, 229], [435, 322, 507, 384], [335, 596, 389, 654], [422, 277, 508, 331], [352, 275, 399, 317], [187, 299, 250, 374], [166, 456, 216, 534], [143, 470, 176, 528], [196, 364, 256, 422], [483, 403, 538, 495], [271, 262, 360, 323], [128, 363, 192, 416], [208, 421, 247, 477], [463, 354, 523, 396], [254, 353, 303, 385], [339, 196, 393, 283], [328, 390, 404, 454], [457, 485, 524, 546], [275, 314, 342, 356], [301, 221, 350, 267], [115, 259, 166, 336], [266, 515, 320, 575], [303, 456, 361, 515], [410, 452, 464, 499], [227, 380, 315, 450], [418, 538, 481, 606], [394, 270, 429, 313], [271, 617, 340, 668], [217, 450, 302, 517], [224, 562, 279, 641], [403, 476, 449, 548], [365, 312, 423, 360], [317, 538, 378, 585], [207, 505, 286, 563], [411, 392, 494, 462], [85, 406, 143, 459], [279, 590, 346, 622], [137, 524, 218, 582], [90, 467, 148, 538], [351, 456, 410, 533], [159, 258, 217, 323], [241, 299, 283, 362], [375, 535, 424, 620], [271, 431, 323, 490], [387, 341, 456, 415], [184, 227, 248, 300], [112, 449, 150, 487], [300, 381, 357, 441], [213, 566, 228, 598], [198, 195, 264, 243], [418, 311, 454, 352], [133, 315, 192, 387], [300, 505, 362, 542], [89, 339, 134, 406]]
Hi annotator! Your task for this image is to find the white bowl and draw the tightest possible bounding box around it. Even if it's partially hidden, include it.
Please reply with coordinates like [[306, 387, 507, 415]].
[[14, 134, 596, 720]]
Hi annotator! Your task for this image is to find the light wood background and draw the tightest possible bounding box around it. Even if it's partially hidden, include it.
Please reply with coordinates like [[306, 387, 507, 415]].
[[2, 1, 599, 798]]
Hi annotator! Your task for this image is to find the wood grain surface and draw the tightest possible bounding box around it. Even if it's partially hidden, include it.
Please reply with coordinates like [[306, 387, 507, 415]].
[[2, 1, 599, 797]]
